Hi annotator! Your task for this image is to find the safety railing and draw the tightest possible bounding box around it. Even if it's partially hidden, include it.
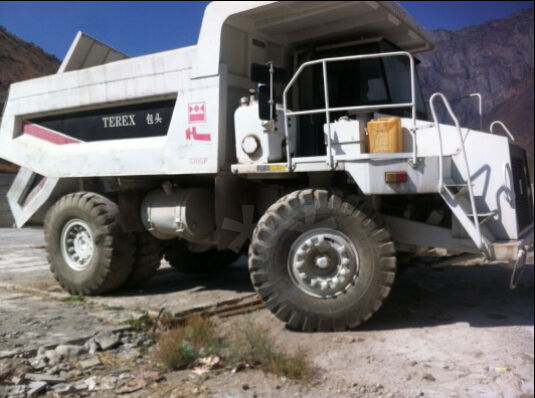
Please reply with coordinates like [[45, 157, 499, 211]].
[[429, 92, 483, 250], [282, 51, 418, 170]]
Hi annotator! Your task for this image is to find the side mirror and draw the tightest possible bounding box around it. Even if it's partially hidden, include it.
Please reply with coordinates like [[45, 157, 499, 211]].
[[258, 85, 275, 121]]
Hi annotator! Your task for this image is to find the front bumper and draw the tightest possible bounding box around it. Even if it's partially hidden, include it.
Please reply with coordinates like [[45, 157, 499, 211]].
[[491, 225, 534, 262]]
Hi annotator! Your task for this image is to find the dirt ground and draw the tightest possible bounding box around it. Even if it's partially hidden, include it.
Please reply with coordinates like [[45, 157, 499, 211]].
[[0, 228, 533, 398]]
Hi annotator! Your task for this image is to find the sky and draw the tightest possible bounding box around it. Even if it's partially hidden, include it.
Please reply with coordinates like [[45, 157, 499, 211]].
[[0, 1, 533, 59]]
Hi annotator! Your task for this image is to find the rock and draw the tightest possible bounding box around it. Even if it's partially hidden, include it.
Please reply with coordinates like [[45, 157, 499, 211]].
[[95, 332, 121, 351], [422, 373, 436, 382], [115, 377, 146, 394], [97, 376, 118, 391], [135, 333, 154, 347], [27, 381, 47, 397], [231, 363, 246, 374], [54, 344, 86, 358], [141, 371, 163, 383], [43, 350, 61, 366], [84, 376, 116, 391], [84, 339, 99, 355], [47, 362, 71, 375], [85, 376, 98, 391], [28, 357, 47, 371], [59, 369, 82, 380], [11, 376, 22, 385], [52, 381, 88, 395], [117, 349, 140, 362], [24, 373, 66, 385], [79, 357, 101, 370], [0, 384, 26, 396]]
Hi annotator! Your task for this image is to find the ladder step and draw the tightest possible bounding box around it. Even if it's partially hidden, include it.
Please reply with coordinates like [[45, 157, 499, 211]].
[[466, 211, 497, 225], [443, 182, 471, 198]]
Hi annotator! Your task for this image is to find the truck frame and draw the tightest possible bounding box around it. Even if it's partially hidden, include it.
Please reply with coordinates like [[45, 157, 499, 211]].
[[0, 1, 533, 331]]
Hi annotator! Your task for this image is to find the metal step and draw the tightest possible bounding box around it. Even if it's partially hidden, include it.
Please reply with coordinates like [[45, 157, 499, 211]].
[[443, 179, 471, 198], [466, 211, 497, 226]]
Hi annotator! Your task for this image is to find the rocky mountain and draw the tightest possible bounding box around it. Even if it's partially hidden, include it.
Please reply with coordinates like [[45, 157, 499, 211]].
[[0, 27, 60, 172], [0, 26, 60, 96], [418, 8, 534, 175]]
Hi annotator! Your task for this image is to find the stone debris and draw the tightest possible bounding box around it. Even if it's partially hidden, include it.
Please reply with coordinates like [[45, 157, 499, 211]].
[[0, 385, 26, 397], [10, 376, 21, 385], [78, 356, 101, 370], [115, 377, 147, 395], [0, 329, 158, 397], [84, 375, 117, 391], [192, 356, 221, 376], [24, 373, 65, 384], [115, 372, 163, 395], [94, 332, 121, 351], [84, 338, 99, 355], [54, 344, 86, 358], [51, 381, 88, 395], [26, 381, 47, 397], [422, 373, 436, 382]]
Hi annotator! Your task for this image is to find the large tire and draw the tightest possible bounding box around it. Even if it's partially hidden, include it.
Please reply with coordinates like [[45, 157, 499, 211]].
[[125, 233, 163, 287], [249, 189, 396, 331], [164, 242, 241, 274], [44, 192, 135, 295]]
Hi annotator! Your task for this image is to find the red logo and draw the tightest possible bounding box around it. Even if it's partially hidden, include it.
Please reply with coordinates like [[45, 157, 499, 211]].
[[186, 126, 211, 142], [188, 102, 206, 123]]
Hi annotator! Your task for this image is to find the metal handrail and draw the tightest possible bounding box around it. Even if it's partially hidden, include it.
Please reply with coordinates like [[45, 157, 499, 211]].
[[282, 51, 417, 170], [489, 120, 515, 142], [469, 93, 482, 131], [429, 92, 482, 249]]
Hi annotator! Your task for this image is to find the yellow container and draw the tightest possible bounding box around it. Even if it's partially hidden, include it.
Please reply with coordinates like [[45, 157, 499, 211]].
[[367, 117, 403, 153]]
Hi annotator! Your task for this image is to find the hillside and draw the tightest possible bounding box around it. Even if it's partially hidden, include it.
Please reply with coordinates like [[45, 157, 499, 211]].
[[0, 27, 60, 172], [0, 26, 60, 94], [418, 8, 534, 174]]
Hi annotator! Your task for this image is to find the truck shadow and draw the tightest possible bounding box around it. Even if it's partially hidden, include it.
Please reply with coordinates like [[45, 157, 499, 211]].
[[119, 258, 533, 330], [118, 256, 254, 296], [362, 264, 534, 331]]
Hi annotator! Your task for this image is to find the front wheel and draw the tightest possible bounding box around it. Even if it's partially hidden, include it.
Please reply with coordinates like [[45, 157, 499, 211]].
[[248, 189, 396, 331]]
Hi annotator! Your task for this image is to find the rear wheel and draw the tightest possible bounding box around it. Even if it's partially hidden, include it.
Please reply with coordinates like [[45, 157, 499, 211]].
[[249, 189, 396, 331], [44, 192, 135, 295], [164, 242, 240, 274], [125, 233, 163, 287]]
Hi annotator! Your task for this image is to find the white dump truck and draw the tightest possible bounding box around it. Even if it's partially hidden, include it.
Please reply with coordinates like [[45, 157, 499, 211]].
[[0, 1, 532, 331]]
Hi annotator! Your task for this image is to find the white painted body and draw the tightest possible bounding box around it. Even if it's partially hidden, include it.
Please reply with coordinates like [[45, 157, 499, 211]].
[[323, 118, 367, 156]]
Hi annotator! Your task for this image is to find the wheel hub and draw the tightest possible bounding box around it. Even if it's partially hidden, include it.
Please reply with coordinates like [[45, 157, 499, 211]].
[[288, 228, 359, 298], [61, 219, 94, 271]]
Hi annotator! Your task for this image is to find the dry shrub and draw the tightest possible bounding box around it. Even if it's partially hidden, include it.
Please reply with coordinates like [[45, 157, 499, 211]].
[[229, 321, 314, 381], [156, 315, 223, 370]]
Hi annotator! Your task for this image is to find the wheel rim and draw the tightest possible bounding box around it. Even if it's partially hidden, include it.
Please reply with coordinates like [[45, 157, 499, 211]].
[[288, 228, 359, 298], [60, 219, 94, 271]]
